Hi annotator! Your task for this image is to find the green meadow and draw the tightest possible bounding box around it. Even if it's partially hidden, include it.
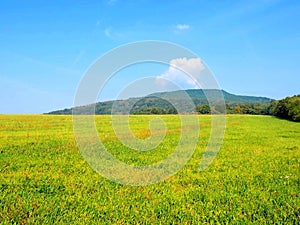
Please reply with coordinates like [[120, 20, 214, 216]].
[[0, 114, 299, 224]]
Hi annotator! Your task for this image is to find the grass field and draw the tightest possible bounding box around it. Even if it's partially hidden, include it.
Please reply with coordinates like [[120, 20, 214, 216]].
[[0, 114, 299, 224]]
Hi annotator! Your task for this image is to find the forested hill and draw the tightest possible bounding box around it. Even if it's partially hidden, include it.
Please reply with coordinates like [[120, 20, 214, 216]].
[[48, 89, 272, 115], [148, 89, 272, 104]]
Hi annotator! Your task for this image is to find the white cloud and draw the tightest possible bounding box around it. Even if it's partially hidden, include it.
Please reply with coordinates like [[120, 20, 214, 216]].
[[156, 58, 205, 89], [176, 24, 190, 30]]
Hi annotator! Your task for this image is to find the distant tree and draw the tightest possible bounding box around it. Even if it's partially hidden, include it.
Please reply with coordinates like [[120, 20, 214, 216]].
[[167, 108, 178, 114], [272, 95, 300, 122], [235, 106, 241, 114], [196, 105, 211, 114]]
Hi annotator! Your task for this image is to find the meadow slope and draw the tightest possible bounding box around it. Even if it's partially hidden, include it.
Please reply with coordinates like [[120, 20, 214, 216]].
[[0, 115, 299, 224]]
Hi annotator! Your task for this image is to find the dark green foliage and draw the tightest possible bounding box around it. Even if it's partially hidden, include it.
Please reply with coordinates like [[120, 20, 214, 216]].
[[133, 107, 178, 115], [47, 89, 299, 122], [271, 95, 300, 122], [224, 103, 271, 115], [212, 95, 299, 122], [196, 104, 211, 114], [130, 97, 178, 114]]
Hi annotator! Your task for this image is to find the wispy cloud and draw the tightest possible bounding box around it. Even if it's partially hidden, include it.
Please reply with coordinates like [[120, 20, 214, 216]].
[[156, 58, 205, 89], [96, 20, 102, 26], [103, 27, 126, 40], [176, 24, 190, 30], [104, 27, 112, 38], [107, 0, 118, 6]]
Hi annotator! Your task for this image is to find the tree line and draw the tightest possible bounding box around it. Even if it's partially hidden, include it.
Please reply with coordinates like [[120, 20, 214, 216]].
[[196, 95, 300, 122], [49, 93, 299, 122]]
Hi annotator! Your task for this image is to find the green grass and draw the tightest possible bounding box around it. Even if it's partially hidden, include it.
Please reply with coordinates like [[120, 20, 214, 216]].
[[0, 114, 299, 224]]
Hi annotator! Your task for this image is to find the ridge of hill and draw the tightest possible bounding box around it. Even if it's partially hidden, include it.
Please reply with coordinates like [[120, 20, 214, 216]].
[[48, 89, 273, 115]]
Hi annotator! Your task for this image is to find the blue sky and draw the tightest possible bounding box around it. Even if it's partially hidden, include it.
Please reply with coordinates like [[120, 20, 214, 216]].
[[0, 0, 299, 114]]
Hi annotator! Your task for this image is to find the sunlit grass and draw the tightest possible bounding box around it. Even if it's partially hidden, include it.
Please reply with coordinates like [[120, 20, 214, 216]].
[[0, 114, 299, 224]]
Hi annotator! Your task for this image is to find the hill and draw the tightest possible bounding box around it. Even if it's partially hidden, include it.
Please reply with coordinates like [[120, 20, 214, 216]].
[[48, 89, 273, 115]]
